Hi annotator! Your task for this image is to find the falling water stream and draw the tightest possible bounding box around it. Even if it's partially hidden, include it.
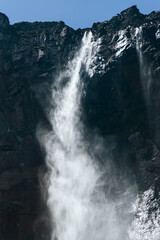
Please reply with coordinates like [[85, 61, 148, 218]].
[[39, 31, 160, 240], [136, 27, 152, 106], [129, 28, 160, 240]]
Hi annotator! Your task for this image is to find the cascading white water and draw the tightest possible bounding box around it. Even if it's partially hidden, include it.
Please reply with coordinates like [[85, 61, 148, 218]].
[[127, 27, 160, 240], [43, 32, 104, 240], [39, 32, 136, 240], [136, 27, 152, 105], [38, 31, 160, 240]]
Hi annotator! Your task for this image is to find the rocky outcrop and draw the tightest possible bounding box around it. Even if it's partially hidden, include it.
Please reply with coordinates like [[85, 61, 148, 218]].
[[0, 5, 160, 239]]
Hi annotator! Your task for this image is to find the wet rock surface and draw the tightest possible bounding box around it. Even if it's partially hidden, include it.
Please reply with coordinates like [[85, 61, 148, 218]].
[[0, 5, 160, 239]]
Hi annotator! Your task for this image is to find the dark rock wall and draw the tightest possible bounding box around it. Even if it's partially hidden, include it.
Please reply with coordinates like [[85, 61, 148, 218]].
[[0, 5, 160, 239], [0, 14, 82, 240]]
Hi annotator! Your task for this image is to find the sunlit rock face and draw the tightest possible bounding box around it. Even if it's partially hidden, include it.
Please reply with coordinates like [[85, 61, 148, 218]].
[[0, 5, 160, 240]]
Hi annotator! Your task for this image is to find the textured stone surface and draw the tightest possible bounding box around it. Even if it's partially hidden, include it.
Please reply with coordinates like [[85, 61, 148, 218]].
[[0, 5, 160, 239]]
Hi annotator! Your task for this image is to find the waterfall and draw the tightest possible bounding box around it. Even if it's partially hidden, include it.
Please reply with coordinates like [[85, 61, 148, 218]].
[[128, 27, 160, 239], [42, 32, 103, 240], [136, 27, 160, 146], [38, 32, 135, 240], [136, 27, 152, 106], [38, 31, 160, 240]]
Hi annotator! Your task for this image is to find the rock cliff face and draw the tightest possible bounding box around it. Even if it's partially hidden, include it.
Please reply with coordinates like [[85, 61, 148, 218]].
[[0, 5, 160, 240]]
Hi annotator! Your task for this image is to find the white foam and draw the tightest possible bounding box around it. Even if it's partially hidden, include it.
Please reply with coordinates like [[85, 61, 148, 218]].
[[129, 188, 160, 240]]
